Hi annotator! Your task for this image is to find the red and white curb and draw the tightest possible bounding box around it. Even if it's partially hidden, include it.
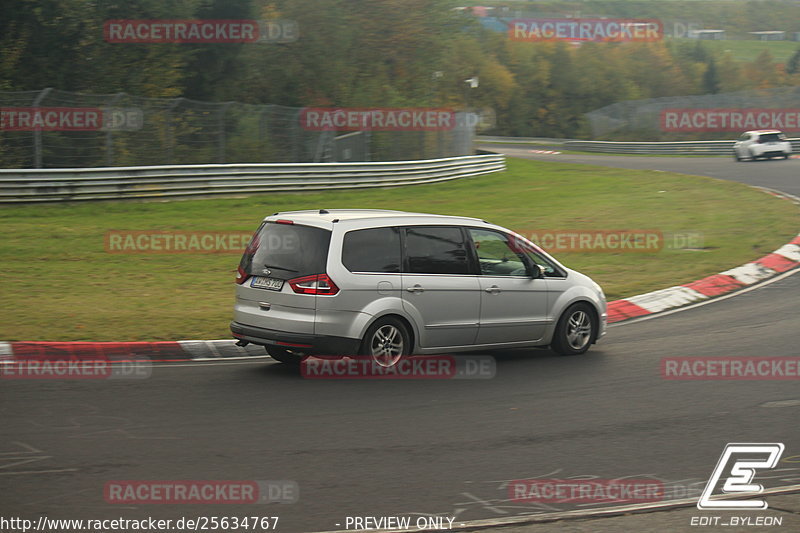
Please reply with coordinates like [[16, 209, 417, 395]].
[[530, 149, 561, 155], [3, 232, 798, 360], [607, 233, 800, 323], [2, 233, 799, 360], [0, 339, 262, 362], [3, 233, 798, 363]]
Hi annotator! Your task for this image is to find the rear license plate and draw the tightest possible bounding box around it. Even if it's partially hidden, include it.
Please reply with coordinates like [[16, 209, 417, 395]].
[[251, 276, 284, 291]]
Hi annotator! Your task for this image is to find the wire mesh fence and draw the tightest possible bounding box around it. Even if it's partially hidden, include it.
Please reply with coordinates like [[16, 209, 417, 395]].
[[0, 89, 475, 168], [586, 86, 800, 140]]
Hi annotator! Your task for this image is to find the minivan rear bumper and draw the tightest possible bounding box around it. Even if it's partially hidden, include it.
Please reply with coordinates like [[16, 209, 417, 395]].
[[230, 321, 361, 355]]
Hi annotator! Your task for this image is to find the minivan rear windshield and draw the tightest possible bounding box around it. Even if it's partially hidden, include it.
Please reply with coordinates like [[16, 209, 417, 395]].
[[239, 222, 331, 280]]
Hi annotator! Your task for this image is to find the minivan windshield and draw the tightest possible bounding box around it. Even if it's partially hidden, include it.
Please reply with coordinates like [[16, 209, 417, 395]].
[[239, 222, 331, 280]]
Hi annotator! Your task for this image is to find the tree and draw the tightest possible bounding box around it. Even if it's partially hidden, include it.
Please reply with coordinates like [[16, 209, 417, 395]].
[[0, 0, 198, 96], [743, 50, 783, 89], [787, 47, 800, 75], [702, 57, 721, 94]]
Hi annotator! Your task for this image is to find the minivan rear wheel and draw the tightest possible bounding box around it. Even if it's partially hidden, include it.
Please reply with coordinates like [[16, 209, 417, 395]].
[[265, 345, 302, 365], [360, 317, 410, 368], [551, 303, 597, 356]]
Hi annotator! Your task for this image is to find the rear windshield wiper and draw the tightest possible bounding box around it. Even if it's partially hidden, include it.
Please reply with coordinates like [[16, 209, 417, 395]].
[[261, 264, 298, 273]]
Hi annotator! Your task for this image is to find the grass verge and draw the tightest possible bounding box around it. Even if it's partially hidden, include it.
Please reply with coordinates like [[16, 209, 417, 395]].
[[0, 157, 797, 341]]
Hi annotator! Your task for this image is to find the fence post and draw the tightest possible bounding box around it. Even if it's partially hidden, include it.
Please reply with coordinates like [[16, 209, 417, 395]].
[[292, 108, 302, 162], [105, 92, 125, 166], [167, 98, 182, 164], [218, 102, 234, 164], [32, 88, 53, 168]]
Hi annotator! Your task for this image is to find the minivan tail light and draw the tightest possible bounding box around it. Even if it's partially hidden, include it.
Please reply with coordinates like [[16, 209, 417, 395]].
[[288, 274, 339, 295], [235, 266, 250, 285], [275, 219, 294, 225]]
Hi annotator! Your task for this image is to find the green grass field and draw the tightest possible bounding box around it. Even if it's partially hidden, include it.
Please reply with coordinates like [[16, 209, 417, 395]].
[[1, 157, 797, 341], [676, 38, 800, 63]]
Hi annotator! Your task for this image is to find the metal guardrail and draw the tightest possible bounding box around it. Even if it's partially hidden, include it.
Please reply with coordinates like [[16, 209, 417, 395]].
[[475, 136, 568, 145], [477, 135, 800, 155], [0, 154, 505, 203], [563, 139, 800, 155], [563, 140, 739, 155]]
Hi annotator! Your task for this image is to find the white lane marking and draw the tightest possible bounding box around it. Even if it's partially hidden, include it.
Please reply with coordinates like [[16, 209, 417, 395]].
[[720, 262, 777, 285], [150, 358, 271, 368], [206, 340, 223, 358], [0, 469, 79, 476], [752, 186, 800, 205], [176, 340, 211, 358], [626, 286, 707, 313], [773, 243, 800, 262], [609, 266, 800, 327], [0, 442, 42, 455], [309, 485, 800, 533], [0, 342, 12, 360]]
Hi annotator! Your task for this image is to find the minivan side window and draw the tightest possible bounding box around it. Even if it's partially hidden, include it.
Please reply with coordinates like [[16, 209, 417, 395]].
[[342, 227, 401, 273], [505, 233, 567, 278], [468, 228, 528, 276], [405, 226, 472, 275], [525, 250, 566, 277]]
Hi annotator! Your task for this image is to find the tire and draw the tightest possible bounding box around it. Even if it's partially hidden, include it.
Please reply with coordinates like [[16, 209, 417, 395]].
[[265, 345, 303, 365], [749, 150, 759, 161], [733, 151, 742, 162], [550, 303, 597, 356], [359, 317, 411, 368]]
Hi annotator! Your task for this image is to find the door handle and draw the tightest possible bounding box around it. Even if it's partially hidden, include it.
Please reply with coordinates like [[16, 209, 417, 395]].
[[406, 285, 424, 293], [484, 285, 501, 294]]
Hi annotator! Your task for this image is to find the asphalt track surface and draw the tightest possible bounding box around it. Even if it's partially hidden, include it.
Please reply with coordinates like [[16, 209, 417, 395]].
[[2, 150, 799, 532], [485, 144, 800, 197]]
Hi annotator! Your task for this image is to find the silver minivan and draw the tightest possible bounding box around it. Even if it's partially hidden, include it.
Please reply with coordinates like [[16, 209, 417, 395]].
[[231, 209, 607, 366]]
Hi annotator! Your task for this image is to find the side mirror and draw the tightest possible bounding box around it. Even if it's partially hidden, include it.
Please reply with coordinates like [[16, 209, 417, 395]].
[[529, 263, 544, 279]]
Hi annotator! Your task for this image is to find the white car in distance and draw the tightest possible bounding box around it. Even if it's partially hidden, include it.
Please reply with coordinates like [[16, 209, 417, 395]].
[[733, 130, 792, 161]]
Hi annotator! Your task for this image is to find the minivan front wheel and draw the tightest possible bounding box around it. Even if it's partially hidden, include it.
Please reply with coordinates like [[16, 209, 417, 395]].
[[551, 303, 597, 356], [360, 317, 410, 368], [265, 345, 302, 365]]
